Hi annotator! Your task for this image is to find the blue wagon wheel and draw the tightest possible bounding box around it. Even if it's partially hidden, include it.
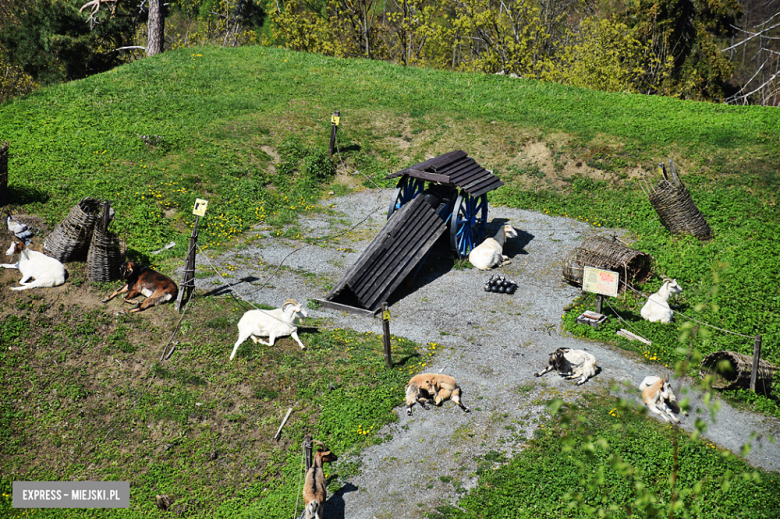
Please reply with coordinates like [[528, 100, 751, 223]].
[[387, 175, 426, 219], [450, 191, 488, 258]]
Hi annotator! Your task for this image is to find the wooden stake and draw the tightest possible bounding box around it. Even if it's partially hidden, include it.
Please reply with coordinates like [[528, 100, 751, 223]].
[[750, 335, 762, 392], [596, 294, 604, 314], [175, 215, 200, 311], [274, 407, 293, 441], [329, 110, 340, 156], [382, 302, 392, 368]]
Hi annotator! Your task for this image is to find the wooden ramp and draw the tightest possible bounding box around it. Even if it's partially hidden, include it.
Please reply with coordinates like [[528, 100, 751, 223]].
[[319, 194, 447, 315]]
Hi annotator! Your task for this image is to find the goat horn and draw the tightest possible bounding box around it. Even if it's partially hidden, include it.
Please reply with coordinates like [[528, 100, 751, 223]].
[[311, 439, 326, 448], [283, 298, 298, 308]]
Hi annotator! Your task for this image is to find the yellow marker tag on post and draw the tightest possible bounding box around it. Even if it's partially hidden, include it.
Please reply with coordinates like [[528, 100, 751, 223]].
[[193, 198, 209, 217], [382, 310, 391, 321], [331, 115, 340, 126]]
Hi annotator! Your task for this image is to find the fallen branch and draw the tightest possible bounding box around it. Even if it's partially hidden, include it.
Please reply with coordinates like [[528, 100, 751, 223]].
[[274, 407, 294, 441]]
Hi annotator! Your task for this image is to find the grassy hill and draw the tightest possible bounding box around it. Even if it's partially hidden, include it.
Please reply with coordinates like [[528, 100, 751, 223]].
[[1, 46, 779, 517]]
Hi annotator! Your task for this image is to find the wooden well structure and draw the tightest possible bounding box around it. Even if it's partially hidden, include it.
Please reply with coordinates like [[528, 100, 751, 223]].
[[562, 235, 651, 293]]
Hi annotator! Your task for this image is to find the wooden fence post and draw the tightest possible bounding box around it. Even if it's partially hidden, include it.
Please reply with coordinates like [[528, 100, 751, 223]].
[[382, 302, 392, 368], [750, 335, 762, 392], [329, 110, 340, 156], [176, 199, 208, 312]]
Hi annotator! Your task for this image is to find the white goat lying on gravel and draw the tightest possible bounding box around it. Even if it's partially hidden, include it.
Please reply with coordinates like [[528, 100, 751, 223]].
[[468, 224, 517, 270], [230, 299, 308, 360], [534, 347, 597, 385], [640, 278, 682, 324], [640, 374, 687, 423], [2, 239, 66, 290]]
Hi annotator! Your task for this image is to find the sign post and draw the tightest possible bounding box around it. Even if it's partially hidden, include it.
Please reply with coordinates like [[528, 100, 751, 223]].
[[577, 266, 619, 329], [329, 110, 340, 156], [176, 198, 208, 311]]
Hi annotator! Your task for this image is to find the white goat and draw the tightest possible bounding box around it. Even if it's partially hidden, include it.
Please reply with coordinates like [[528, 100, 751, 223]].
[[640, 374, 687, 423], [640, 278, 683, 324], [230, 299, 308, 360], [534, 347, 598, 385], [303, 441, 338, 519], [468, 224, 518, 270], [1, 239, 66, 290]]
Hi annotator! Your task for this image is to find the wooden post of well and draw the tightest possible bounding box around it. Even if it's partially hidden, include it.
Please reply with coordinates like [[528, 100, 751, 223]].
[[596, 294, 604, 314], [176, 198, 208, 311], [750, 335, 762, 392], [329, 110, 340, 156], [382, 302, 392, 368]]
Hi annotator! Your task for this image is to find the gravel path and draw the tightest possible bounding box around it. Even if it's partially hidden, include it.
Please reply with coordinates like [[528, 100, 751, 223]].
[[186, 188, 780, 519]]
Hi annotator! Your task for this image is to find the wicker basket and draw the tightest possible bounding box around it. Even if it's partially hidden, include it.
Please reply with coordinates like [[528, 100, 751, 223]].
[[44, 197, 101, 262], [0, 141, 8, 206], [562, 235, 651, 293], [642, 160, 712, 240], [86, 202, 125, 282], [700, 351, 777, 390]]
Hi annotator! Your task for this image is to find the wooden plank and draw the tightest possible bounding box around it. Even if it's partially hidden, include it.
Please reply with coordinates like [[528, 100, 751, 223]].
[[463, 176, 504, 196], [352, 209, 439, 301], [358, 208, 444, 299], [368, 223, 448, 311], [311, 299, 378, 317], [325, 197, 420, 299], [450, 166, 490, 186], [416, 150, 467, 172], [351, 207, 442, 304], [344, 197, 426, 291], [406, 169, 451, 184]]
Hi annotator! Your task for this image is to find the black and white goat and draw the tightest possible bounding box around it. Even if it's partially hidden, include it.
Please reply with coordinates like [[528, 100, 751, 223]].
[[2, 239, 66, 290], [639, 374, 687, 423], [102, 261, 178, 312], [303, 441, 338, 519], [534, 347, 597, 385], [230, 299, 308, 360]]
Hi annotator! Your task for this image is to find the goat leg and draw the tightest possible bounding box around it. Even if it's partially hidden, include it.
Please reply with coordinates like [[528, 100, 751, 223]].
[[0, 263, 19, 269], [102, 284, 129, 303], [534, 365, 556, 377], [291, 330, 306, 350]]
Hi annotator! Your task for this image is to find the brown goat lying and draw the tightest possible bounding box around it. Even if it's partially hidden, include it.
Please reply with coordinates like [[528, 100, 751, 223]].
[[405, 373, 471, 416], [102, 261, 178, 312], [303, 441, 338, 519]]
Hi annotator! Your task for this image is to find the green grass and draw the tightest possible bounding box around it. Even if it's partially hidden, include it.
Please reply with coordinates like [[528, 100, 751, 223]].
[[0, 289, 424, 517], [428, 396, 780, 519]]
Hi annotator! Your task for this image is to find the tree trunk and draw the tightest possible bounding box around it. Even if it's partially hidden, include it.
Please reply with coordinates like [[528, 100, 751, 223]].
[[146, 0, 165, 57]]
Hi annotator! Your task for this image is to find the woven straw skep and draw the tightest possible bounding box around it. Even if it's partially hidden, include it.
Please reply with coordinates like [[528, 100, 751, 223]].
[[0, 141, 8, 206], [87, 202, 125, 282], [644, 161, 712, 240], [44, 197, 101, 262], [700, 350, 777, 390], [562, 235, 651, 293]]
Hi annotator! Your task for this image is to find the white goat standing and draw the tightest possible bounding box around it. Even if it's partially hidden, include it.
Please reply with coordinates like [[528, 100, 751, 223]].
[[2, 239, 66, 290], [468, 224, 518, 270], [640, 374, 687, 423], [640, 278, 683, 324], [302, 441, 338, 519], [230, 299, 308, 360]]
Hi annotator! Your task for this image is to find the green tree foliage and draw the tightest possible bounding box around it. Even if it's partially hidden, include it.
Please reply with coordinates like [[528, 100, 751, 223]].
[[623, 0, 742, 100], [0, 0, 136, 85], [554, 17, 673, 94]]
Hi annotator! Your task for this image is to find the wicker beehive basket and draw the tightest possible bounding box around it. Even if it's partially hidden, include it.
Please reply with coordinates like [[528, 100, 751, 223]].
[[44, 197, 101, 262], [0, 141, 8, 206], [642, 160, 712, 240], [87, 230, 126, 282], [562, 235, 651, 293], [700, 351, 777, 390]]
